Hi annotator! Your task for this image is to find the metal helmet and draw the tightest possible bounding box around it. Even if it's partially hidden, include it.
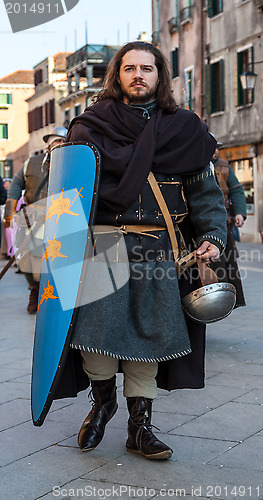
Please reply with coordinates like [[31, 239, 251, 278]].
[[182, 282, 236, 324], [43, 126, 68, 143]]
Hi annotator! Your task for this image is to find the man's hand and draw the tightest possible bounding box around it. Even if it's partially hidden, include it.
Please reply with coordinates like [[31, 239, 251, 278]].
[[4, 199, 17, 228], [235, 214, 244, 227], [195, 241, 220, 263]]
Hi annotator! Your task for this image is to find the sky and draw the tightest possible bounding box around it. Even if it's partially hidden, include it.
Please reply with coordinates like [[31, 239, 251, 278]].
[[0, 0, 152, 79]]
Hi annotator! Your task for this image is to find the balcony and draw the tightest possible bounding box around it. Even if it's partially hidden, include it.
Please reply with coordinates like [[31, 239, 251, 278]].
[[66, 44, 120, 72], [180, 5, 193, 24], [253, 0, 263, 10], [168, 16, 179, 34]]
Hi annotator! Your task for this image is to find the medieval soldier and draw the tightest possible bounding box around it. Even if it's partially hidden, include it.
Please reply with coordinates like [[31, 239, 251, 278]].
[[4, 127, 67, 313], [52, 42, 227, 460]]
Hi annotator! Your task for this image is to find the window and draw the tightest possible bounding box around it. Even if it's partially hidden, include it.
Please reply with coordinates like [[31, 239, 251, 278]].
[[74, 104, 81, 117], [0, 159, 13, 178], [237, 47, 254, 106], [0, 123, 8, 139], [64, 108, 70, 128], [28, 106, 43, 132], [43, 99, 55, 127], [171, 48, 179, 79], [208, 0, 223, 17], [34, 69, 43, 86], [207, 60, 225, 113], [49, 99, 55, 124], [0, 93, 12, 108], [184, 67, 194, 111]]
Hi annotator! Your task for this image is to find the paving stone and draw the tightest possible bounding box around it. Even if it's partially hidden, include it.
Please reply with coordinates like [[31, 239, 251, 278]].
[[233, 389, 263, 405], [208, 431, 263, 472], [173, 402, 263, 441], [38, 478, 157, 500], [153, 385, 250, 417], [1, 244, 263, 499], [0, 398, 31, 431], [0, 380, 30, 404], [0, 444, 115, 500], [82, 455, 263, 499], [0, 419, 79, 466]]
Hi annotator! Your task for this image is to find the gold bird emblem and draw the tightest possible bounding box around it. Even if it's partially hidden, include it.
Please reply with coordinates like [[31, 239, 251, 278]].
[[45, 187, 83, 224], [38, 280, 59, 311], [42, 234, 68, 263]]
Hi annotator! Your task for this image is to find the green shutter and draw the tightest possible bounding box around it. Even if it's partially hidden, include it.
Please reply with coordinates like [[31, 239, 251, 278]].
[[0, 124, 8, 139], [250, 46, 255, 104], [0, 93, 12, 105], [211, 63, 217, 113], [237, 52, 244, 106], [171, 49, 179, 78], [208, 0, 214, 17], [219, 59, 225, 111]]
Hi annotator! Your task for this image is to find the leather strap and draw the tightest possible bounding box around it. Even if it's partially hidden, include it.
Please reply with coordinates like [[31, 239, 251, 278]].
[[147, 172, 179, 262], [196, 258, 218, 286], [147, 172, 218, 285]]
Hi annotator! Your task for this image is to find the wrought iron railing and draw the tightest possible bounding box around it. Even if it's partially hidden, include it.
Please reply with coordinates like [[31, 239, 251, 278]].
[[168, 16, 179, 34], [180, 5, 193, 23]]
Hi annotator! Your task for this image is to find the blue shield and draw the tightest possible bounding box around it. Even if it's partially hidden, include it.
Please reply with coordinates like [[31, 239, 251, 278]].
[[31, 142, 100, 426]]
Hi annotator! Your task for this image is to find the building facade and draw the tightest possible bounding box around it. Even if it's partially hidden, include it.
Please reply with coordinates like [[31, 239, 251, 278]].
[[0, 71, 34, 178], [206, 0, 263, 242], [27, 53, 70, 155], [152, 0, 263, 242]]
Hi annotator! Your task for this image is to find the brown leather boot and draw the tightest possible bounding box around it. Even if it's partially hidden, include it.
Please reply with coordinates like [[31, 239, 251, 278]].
[[126, 397, 173, 460], [78, 375, 118, 452], [27, 284, 39, 314]]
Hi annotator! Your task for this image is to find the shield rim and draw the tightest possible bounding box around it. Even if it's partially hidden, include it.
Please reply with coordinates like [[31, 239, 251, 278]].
[[31, 141, 101, 426]]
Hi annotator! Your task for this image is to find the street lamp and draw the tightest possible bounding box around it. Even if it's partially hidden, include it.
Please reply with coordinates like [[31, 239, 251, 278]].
[[240, 60, 263, 91]]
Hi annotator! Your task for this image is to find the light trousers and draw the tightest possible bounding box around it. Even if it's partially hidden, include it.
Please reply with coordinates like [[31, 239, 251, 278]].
[[81, 351, 158, 399]]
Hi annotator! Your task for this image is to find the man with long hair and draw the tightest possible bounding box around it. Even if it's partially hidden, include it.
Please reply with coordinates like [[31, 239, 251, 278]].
[[64, 41, 227, 460]]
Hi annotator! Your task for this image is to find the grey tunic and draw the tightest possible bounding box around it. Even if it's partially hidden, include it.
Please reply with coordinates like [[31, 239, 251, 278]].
[[70, 167, 227, 362]]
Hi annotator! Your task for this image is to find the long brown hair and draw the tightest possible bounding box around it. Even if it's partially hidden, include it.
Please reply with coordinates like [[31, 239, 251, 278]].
[[94, 41, 178, 113]]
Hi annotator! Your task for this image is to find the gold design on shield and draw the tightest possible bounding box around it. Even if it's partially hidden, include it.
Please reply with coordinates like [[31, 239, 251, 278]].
[[45, 187, 83, 223], [38, 280, 59, 311], [42, 234, 68, 263]]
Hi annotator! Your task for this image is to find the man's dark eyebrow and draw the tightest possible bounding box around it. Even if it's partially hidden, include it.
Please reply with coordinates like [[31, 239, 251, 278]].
[[123, 64, 154, 69]]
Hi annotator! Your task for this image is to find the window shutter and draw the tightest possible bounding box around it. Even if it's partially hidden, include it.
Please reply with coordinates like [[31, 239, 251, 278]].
[[211, 63, 217, 113], [237, 52, 244, 106], [171, 49, 179, 78], [45, 102, 49, 126], [49, 99, 55, 123], [208, 0, 214, 17], [219, 59, 225, 111], [249, 46, 255, 103], [28, 111, 32, 133]]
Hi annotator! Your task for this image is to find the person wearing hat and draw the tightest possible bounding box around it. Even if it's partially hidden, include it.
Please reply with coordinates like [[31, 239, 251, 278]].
[[211, 141, 246, 307], [4, 126, 67, 313]]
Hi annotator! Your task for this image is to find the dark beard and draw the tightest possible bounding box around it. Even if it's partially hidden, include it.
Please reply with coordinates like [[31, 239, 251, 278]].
[[122, 88, 157, 105]]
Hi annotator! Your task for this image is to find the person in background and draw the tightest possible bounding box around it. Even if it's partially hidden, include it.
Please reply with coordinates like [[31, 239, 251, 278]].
[[212, 143, 247, 239], [1, 178, 14, 258], [211, 141, 246, 307], [4, 127, 67, 313], [0, 176, 7, 249]]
